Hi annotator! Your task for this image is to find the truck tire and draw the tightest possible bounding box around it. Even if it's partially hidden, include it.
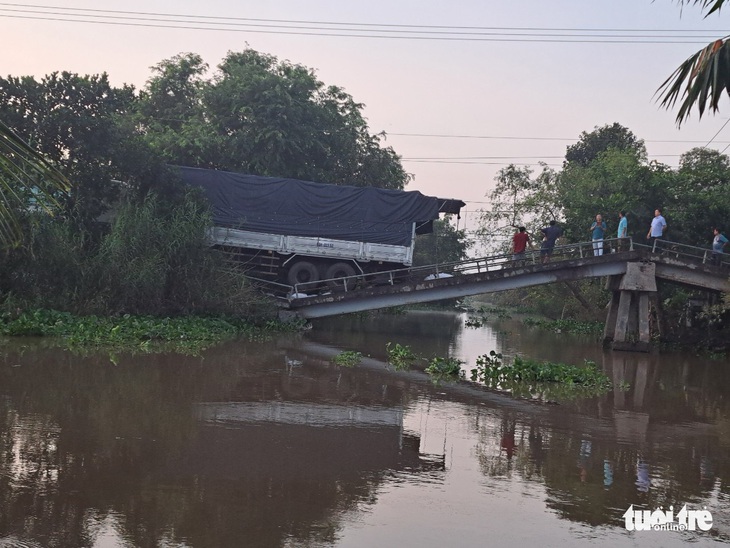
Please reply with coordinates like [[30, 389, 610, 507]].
[[325, 262, 357, 290], [287, 261, 320, 287]]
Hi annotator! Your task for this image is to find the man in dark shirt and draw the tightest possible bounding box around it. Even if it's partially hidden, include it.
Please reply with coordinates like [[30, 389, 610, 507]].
[[540, 220, 562, 264]]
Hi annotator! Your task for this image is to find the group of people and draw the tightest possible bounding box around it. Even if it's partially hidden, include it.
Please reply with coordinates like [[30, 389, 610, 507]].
[[589, 209, 648, 256], [511, 208, 728, 265], [511, 220, 563, 265]]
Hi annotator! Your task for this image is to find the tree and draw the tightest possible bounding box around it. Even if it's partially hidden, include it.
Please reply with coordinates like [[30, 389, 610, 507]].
[[672, 147, 730, 245], [564, 123, 646, 168], [137, 53, 210, 166], [557, 124, 664, 241], [477, 163, 561, 254], [413, 217, 472, 266], [0, 120, 69, 248], [479, 122, 730, 320], [0, 72, 169, 222], [658, 0, 730, 125], [477, 161, 609, 319], [559, 149, 670, 241], [138, 49, 411, 189]]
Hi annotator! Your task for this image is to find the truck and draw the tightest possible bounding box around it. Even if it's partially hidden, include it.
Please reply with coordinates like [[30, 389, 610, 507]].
[[178, 166, 465, 287]]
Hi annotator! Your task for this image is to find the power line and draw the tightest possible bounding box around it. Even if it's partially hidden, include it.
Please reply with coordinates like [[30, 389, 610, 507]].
[[404, 154, 687, 160], [389, 132, 730, 144], [1, 3, 728, 33], [702, 117, 730, 148], [141, 118, 730, 145], [404, 156, 566, 160], [0, 5, 724, 43], [402, 159, 564, 166]]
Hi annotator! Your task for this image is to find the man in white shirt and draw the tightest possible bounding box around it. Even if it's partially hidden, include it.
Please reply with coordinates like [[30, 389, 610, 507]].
[[646, 208, 667, 251]]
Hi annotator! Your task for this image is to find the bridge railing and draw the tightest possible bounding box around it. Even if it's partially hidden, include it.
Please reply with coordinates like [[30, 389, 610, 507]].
[[633, 239, 730, 267], [285, 237, 630, 299], [280, 236, 728, 301]]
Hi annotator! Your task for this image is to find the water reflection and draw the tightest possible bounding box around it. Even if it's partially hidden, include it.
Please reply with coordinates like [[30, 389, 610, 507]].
[[0, 311, 728, 546], [311, 312, 730, 542], [0, 338, 446, 547], [309, 310, 465, 362]]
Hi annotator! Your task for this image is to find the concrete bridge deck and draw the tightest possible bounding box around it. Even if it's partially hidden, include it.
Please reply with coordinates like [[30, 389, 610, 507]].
[[270, 239, 729, 320]]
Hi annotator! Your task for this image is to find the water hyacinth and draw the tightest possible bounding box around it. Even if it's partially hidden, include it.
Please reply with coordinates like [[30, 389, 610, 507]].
[[471, 350, 616, 401]]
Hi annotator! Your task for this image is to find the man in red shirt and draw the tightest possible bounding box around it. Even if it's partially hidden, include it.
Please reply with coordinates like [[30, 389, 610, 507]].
[[512, 226, 530, 265]]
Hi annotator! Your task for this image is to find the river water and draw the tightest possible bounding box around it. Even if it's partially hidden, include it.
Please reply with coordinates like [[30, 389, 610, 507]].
[[0, 310, 728, 547]]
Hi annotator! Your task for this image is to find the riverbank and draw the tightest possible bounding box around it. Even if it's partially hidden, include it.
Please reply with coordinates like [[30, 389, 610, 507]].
[[0, 307, 300, 354]]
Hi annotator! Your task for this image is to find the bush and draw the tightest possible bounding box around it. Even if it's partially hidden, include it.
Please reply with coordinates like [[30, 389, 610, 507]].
[[0, 192, 269, 318]]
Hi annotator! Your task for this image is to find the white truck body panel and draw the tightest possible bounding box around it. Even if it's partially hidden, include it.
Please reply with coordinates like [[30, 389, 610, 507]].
[[210, 226, 415, 265]]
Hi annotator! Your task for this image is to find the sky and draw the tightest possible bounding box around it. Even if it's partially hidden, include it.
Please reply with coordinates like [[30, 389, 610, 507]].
[[3, 0, 730, 234]]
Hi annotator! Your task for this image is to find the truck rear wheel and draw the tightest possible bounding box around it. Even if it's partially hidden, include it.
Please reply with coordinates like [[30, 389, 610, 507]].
[[287, 261, 320, 287], [325, 262, 357, 290]]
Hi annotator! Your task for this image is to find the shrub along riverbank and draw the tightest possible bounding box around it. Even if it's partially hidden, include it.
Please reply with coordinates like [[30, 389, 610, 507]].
[[0, 190, 287, 354], [0, 191, 270, 319]]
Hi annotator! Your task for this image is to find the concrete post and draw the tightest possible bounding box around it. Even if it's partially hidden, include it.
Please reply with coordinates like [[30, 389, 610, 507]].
[[613, 291, 632, 343], [638, 293, 650, 344], [603, 292, 620, 345], [605, 262, 657, 352]]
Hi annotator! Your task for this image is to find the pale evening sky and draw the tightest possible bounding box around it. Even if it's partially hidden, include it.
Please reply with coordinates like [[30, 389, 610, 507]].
[[2, 0, 730, 233]]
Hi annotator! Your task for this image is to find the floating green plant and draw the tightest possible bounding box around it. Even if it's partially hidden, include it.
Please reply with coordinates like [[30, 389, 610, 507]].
[[385, 342, 421, 371], [425, 356, 464, 381], [333, 350, 363, 367], [523, 317, 603, 335], [470, 350, 615, 401], [465, 306, 513, 328]]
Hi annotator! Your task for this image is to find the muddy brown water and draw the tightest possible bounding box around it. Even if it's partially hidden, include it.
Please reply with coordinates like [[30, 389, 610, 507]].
[[0, 310, 728, 547]]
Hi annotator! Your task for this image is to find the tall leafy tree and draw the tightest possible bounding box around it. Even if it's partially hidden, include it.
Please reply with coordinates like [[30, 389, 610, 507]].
[[564, 123, 646, 168], [559, 150, 671, 241], [413, 218, 472, 266], [138, 49, 411, 189], [672, 147, 730, 245], [481, 123, 730, 249], [477, 163, 561, 254], [558, 124, 661, 241], [480, 125, 674, 246], [137, 53, 210, 166], [658, 0, 730, 125], [0, 72, 168, 222]]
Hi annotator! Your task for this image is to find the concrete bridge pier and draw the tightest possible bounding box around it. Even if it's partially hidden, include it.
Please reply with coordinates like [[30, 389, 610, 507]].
[[603, 262, 657, 352]]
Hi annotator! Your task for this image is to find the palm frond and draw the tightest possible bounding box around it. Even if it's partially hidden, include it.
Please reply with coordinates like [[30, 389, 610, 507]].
[[0, 120, 70, 248], [676, 0, 727, 16], [656, 37, 730, 125]]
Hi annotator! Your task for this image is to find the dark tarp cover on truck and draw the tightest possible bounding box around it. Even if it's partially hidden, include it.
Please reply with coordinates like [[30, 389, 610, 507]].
[[177, 166, 464, 247]]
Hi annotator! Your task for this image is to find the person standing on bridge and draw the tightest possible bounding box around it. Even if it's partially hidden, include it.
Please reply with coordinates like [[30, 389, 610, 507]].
[[617, 211, 628, 252], [646, 208, 667, 251], [512, 226, 531, 265], [540, 220, 562, 264], [590, 214, 607, 256], [712, 227, 728, 265]]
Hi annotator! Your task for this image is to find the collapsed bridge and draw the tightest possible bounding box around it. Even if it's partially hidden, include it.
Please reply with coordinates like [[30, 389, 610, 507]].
[[264, 238, 729, 352]]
